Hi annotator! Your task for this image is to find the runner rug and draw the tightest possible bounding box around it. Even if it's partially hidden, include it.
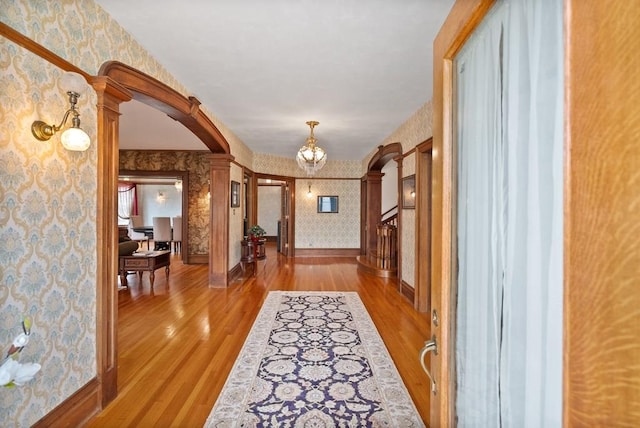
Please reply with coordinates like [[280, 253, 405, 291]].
[[204, 291, 424, 427]]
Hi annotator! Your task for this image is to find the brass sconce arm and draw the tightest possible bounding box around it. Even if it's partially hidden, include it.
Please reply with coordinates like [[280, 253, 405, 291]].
[[31, 92, 80, 141]]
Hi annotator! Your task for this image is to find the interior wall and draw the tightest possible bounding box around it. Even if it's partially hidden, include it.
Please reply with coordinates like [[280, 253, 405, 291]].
[[137, 184, 182, 225], [119, 151, 210, 258], [229, 163, 244, 269], [0, 43, 98, 425], [295, 179, 360, 249], [254, 153, 362, 179], [257, 186, 281, 236], [381, 161, 398, 214]]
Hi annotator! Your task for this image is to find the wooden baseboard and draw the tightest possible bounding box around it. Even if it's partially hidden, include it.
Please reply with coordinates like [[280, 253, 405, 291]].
[[294, 248, 360, 258], [187, 254, 208, 264], [400, 280, 415, 303], [33, 377, 100, 428], [228, 262, 244, 283]]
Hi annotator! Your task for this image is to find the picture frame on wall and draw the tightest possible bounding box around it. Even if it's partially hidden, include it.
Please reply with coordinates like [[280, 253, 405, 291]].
[[231, 180, 240, 207], [317, 195, 339, 213], [402, 175, 416, 209]]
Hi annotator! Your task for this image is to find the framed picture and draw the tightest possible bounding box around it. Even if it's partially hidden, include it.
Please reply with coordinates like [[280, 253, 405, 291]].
[[317, 195, 339, 213], [231, 180, 240, 207], [402, 175, 416, 209]]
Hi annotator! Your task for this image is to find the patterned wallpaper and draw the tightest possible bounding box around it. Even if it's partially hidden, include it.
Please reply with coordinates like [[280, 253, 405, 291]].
[[119, 151, 211, 256], [254, 153, 362, 179], [401, 153, 417, 286], [0, 42, 97, 424], [295, 180, 360, 249], [229, 163, 244, 268]]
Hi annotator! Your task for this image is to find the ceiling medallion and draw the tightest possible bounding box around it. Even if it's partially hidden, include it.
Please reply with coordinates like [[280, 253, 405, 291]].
[[296, 121, 327, 176]]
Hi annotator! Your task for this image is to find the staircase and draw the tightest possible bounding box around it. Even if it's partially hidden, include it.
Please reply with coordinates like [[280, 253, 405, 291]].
[[357, 206, 398, 277]]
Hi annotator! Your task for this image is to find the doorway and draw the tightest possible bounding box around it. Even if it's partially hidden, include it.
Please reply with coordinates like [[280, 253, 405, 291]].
[[255, 174, 295, 257], [95, 61, 231, 406], [118, 170, 189, 263]]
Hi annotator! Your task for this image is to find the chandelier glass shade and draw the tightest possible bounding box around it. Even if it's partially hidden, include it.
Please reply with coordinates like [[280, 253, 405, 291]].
[[296, 121, 326, 176]]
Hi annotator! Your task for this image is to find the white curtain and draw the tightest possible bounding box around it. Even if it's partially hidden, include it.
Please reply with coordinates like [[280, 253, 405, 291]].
[[454, 0, 563, 426], [118, 183, 136, 220]]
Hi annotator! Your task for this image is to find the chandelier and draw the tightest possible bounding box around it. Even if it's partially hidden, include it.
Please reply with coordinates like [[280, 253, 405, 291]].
[[296, 121, 327, 176]]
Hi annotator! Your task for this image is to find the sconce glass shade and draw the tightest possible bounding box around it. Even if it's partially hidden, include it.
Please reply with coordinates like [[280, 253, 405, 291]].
[[59, 71, 87, 95], [60, 127, 91, 151], [175, 180, 183, 192]]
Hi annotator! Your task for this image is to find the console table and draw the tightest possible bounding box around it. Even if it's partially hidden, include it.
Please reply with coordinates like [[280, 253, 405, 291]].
[[240, 239, 266, 275], [119, 250, 171, 288]]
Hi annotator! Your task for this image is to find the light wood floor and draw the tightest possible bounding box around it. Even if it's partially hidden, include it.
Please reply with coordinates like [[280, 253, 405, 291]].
[[87, 243, 431, 427]]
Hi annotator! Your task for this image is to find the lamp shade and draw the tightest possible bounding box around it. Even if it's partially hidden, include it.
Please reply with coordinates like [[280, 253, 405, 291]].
[[61, 127, 91, 151]]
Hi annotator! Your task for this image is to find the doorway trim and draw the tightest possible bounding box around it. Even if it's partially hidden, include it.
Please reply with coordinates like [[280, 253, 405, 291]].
[[255, 173, 296, 257], [94, 61, 231, 407]]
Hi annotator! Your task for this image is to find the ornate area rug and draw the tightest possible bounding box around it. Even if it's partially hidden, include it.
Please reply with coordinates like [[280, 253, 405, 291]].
[[204, 291, 424, 427]]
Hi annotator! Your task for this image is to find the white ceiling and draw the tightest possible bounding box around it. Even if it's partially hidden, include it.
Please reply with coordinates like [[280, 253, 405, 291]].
[[97, 0, 454, 160]]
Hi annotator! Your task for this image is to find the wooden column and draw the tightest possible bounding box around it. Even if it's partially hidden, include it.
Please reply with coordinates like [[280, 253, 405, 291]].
[[92, 76, 132, 406], [208, 153, 234, 287], [364, 171, 384, 259]]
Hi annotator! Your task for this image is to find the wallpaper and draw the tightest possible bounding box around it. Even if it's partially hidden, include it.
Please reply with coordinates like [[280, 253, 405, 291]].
[[295, 180, 360, 249], [254, 153, 362, 179], [362, 101, 433, 173], [119, 151, 211, 257], [0, 42, 97, 425], [229, 163, 244, 269], [401, 153, 417, 287], [1, 0, 253, 169]]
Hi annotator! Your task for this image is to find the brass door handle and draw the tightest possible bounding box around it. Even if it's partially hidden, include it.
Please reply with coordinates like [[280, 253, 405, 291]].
[[419, 337, 438, 394]]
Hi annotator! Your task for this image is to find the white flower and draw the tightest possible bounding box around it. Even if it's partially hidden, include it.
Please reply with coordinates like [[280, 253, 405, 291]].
[[12, 333, 30, 348], [0, 358, 41, 387], [0, 359, 16, 386], [13, 362, 41, 385]]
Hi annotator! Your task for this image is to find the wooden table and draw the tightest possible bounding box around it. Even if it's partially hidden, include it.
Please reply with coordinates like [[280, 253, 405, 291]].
[[119, 250, 171, 287], [240, 239, 266, 275]]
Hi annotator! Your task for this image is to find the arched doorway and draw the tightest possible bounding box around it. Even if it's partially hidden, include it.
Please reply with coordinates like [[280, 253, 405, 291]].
[[93, 61, 231, 406]]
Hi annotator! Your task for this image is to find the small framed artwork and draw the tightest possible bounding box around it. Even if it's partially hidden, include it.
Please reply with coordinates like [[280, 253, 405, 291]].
[[402, 175, 416, 209], [317, 195, 339, 213], [231, 180, 240, 207]]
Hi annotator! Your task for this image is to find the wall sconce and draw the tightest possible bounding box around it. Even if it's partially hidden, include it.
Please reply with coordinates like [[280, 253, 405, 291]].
[[207, 180, 211, 200], [306, 183, 313, 198], [31, 71, 91, 151], [156, 191, 166, 203], [174, 180, 183, 192]]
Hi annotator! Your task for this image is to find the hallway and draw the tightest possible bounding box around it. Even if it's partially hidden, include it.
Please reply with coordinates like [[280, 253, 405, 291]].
[[88, 244, 431, 426]]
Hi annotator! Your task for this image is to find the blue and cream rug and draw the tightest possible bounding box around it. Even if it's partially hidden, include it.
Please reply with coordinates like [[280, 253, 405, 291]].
[[204, 291, 424, 427]]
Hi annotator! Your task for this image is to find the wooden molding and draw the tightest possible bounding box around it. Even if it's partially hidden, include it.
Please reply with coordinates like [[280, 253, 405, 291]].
[[431, 1, 496, 426], [355, 255, 398, 278], [98, 61, 230, 155], [228, 262, 244, 283], [294, 248, 360, 258], [187, 254, 209, 264], [33, 378, 100, 428], [400, 280, 416, 303], [367, 142, 403, 172]]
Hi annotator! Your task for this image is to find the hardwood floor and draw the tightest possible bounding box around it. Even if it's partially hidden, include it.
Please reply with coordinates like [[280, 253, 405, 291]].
[[87, 244, 431, 427]]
